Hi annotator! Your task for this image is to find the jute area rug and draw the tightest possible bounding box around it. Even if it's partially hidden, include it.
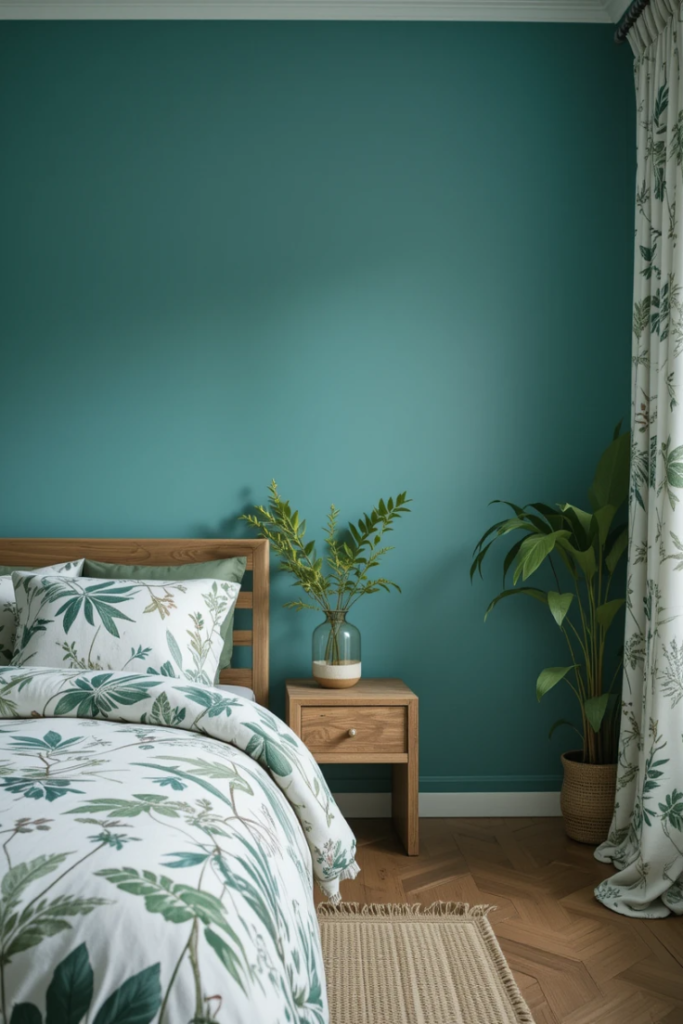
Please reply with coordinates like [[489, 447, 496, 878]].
[[317, 902, 535, 1024]]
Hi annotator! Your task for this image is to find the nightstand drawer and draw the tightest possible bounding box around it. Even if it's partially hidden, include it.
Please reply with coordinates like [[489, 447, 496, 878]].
[[301, 706, 406, 754]]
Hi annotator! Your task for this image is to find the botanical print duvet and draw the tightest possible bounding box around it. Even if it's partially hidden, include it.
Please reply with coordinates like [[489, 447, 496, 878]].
[[0, 668, 359, 1024]]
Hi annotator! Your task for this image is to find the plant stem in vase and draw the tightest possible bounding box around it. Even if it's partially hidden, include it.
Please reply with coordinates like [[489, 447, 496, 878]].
[[312, 610, 361, 688]]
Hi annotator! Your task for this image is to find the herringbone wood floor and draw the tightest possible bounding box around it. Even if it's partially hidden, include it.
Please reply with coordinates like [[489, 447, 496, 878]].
[[314, 817, 683, 1024]]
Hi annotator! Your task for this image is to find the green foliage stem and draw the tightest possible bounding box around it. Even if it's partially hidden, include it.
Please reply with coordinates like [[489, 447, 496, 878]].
[[241, 483, 411, 617]]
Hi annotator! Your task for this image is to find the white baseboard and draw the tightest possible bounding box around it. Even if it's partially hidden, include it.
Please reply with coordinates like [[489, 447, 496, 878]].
[[333, 791, 561, 818]]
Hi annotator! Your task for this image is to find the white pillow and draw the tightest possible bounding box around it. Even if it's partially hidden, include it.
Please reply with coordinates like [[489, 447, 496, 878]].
[[0, 560, 84, 665], [11, 572, 240, 686]]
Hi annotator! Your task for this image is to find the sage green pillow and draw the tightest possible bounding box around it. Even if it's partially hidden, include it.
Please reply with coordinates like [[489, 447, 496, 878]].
[[84, 557, 247, 678]]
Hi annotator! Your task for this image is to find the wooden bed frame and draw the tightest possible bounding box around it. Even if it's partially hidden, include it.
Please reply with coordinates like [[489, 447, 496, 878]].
[[0, 538, 270, 706]]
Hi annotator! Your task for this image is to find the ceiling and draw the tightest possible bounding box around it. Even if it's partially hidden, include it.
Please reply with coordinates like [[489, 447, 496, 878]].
[[0, 0, 632, 21]]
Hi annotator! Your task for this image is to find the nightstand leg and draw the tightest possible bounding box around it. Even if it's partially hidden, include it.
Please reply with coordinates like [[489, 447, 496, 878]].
[[392, 702, 419, 855]]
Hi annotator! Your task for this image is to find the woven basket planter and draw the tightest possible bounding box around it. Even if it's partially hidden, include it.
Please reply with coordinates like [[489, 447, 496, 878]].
[[560, 751, 617, 845]]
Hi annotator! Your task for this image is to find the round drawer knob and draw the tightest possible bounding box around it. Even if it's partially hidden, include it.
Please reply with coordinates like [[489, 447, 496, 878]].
[[348, 728, 357, 738]]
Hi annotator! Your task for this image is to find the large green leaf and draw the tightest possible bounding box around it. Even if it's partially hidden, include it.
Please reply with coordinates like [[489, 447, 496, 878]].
[[490, 500, 526, 516], [496, 517, 536, 537], [559, 504, 592, 546], [547, 591, 573, 628], [536, 666, 577, 701], [596, 599, 625, 633], [558, 538, 597, 581], [46, 943, 93, 1024], [584, 694, 610, 733], [523, 512, 559, 535], [553, 541, 579, 579], [592, 504, 617, 545], [484, 588, 547, 621], [513, 531, 569, 585], [528, 503, 566, 532], [589, 431, 630, 511], [502, 536, 526, 584], [606, 527, 628, 573], [92, 963, 161, 1024]]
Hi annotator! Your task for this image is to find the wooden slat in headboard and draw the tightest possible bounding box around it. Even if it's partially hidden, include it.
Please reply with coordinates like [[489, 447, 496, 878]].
[[0, 538, 270, 707]]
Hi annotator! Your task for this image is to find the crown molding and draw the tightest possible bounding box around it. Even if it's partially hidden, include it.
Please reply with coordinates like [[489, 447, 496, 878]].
[[0, 0, 619, 22], [605, 0, 631, 19]]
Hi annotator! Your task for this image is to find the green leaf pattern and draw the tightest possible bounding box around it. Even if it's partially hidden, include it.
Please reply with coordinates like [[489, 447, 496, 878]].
[[0, 666, 359, 1021]]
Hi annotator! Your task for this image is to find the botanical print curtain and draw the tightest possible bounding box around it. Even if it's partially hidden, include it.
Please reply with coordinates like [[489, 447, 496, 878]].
[[594, 0, 683, 918]]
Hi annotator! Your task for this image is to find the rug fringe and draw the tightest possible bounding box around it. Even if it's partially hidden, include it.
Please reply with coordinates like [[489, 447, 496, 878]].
[[317, 900, 495, 919], [476, 917, 537, 1024]]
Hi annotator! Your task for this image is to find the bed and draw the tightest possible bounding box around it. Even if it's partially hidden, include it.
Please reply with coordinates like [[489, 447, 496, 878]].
[[0, 538, 359, 1024]]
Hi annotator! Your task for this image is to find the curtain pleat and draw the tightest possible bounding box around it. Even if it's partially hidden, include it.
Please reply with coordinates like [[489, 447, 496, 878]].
[[595, 0, 683, 918], [628, 0, 679, 55]]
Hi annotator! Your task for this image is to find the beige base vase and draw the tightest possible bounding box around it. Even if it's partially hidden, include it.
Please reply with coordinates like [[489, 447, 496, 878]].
[[560, 751, 617, 845], [312, 660, 362, 689]]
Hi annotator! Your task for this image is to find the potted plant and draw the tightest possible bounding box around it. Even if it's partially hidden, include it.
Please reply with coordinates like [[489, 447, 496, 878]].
[[470, 428, 630, 843], [242, 482, 411, 687]]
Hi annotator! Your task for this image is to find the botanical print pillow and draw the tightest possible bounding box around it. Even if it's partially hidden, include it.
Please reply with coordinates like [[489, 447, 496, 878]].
[[83, 556, 247, 675], [11, 572, 240, 686], [0, 560, 84, 665]]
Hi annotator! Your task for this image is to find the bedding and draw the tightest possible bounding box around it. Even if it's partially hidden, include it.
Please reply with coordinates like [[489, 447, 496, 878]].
[[0, 666, 359, 1024], [221, 683, 255, 701], [84, 558, 248, 677], [11, 572, 240, 685], [0, 559, 84, 666]]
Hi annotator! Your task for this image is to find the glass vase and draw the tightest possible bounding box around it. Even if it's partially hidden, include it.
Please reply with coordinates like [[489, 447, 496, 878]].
[[312, 610, 361, 688]]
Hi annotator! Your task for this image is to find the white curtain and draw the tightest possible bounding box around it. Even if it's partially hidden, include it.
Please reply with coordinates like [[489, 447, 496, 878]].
[[594, 0, 683, 918]]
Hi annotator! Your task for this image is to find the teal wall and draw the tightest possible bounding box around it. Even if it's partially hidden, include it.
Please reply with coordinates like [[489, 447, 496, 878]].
[[0, 22, 635, 793]]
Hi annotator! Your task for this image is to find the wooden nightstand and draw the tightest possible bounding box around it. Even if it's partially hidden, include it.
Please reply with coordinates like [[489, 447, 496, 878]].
[[286, 678, 419, 855]]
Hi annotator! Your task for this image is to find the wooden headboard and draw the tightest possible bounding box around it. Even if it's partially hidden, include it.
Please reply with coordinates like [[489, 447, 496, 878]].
[[0, 538, 270, 707]]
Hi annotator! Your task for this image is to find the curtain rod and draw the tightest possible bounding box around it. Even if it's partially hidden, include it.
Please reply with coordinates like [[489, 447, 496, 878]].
[[615, 0, 651, 42]]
